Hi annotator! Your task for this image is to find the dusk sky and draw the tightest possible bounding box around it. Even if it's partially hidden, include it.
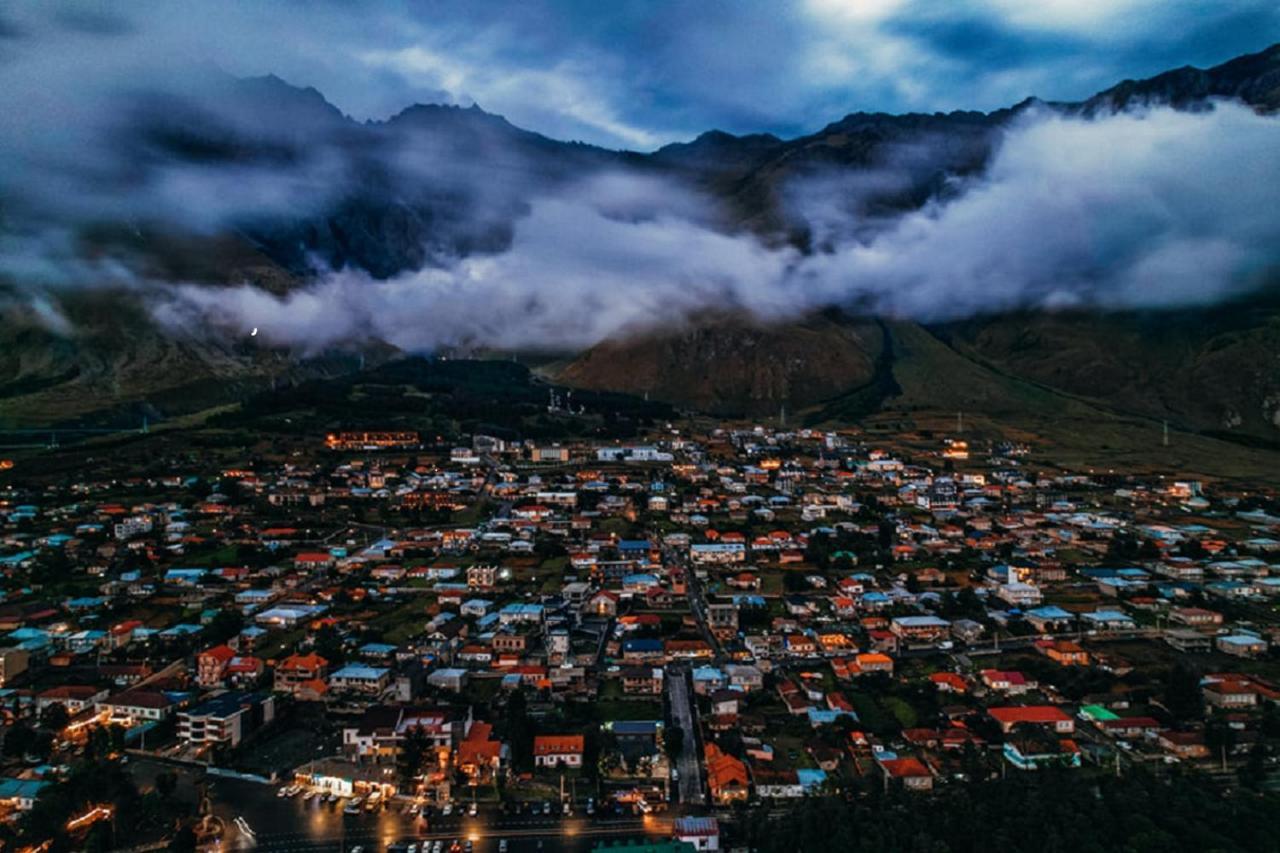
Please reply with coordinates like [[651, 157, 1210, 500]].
[[4, 0, 1279, 149]]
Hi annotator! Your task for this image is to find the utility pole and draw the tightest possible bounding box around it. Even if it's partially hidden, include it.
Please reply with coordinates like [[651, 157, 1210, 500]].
[[1163, 420, 1169, 448], [956, 411, 963, 434]]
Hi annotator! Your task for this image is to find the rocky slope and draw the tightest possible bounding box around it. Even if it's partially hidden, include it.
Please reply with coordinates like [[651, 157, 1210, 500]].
[[557, 313, 883, 416], [2, 44, 1279, 435]]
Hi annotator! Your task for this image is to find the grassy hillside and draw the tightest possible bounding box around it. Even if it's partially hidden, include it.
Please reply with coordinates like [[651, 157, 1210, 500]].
[[556, 312, 884, 417]]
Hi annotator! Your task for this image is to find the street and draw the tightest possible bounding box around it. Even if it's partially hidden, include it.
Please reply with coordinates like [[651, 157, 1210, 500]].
[[665, 665, 705, 806], [209, 778, 660, 853]]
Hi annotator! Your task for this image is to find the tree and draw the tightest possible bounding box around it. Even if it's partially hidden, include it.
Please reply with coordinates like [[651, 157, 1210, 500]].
[[84, 821, 114, 853], [877, 520, 896, 551], [397, 727, 431, 792], [666, 724, 684, 760], [506, 689, 535, 773], [1240, 743, 1268, 790], [313, 626, 346, 666], [1205, 717, 1236, 771], [170, 825, 198, 853], [156, 772, 178, 799], [3, 722, 35, 758], [40, 702, 70, 732], [1163, 664, 1204, 722], [204, 609, 244, 645]]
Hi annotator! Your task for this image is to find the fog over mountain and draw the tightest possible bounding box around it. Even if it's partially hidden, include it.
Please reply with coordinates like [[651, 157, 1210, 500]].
[[4, 51, 1279, 353], [1, 2, 1279, 432], [138, 101, 1277, 354]]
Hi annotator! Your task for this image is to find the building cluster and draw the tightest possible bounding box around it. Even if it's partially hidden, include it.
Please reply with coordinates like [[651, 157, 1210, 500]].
[[0, 420, 1278, 828]]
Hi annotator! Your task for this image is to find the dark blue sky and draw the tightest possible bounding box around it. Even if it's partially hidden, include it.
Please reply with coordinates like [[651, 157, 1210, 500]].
[[4, 0, 1280, 149]]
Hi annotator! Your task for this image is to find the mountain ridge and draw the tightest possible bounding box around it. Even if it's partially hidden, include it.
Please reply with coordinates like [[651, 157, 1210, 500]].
[[2, 43, 1279, 439]]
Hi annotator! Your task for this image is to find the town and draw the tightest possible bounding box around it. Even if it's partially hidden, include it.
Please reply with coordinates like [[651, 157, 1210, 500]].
[[1, 413, 1279, 853]]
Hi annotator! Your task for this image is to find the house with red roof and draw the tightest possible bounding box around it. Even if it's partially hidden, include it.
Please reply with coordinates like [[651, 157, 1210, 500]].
[[533, 734, 584, 768], [197, 644, 237, 688], [274, 652, 329, 694], [929, 672, 969, 693], [706, 743, 750, 803], [980, 669, 1036, 695], [294, 552, 335, 570], [458, 721, 504, 782], [879, 756, 934, 791], [989, 705, 1075, 734]]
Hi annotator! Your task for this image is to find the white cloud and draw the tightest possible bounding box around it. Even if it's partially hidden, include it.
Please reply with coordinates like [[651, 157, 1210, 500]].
[[153, 103, 1280, 352], [978, 0, 1159, 34], [359, 44, 665, 149]]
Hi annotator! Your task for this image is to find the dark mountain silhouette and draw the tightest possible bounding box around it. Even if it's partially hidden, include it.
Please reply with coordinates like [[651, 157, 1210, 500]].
[[2, 43, 1279, 441]]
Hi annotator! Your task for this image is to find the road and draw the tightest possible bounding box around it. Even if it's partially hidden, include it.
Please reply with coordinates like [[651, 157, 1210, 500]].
[[662, 542, 720, 659], [665, 665, 705, 806], [209, 777, 658, 853]]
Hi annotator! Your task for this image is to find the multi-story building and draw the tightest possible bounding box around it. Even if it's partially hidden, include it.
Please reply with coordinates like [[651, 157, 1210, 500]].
[[706, 603, 739, 639], [0, 648, 30, 687], [178, 692, 275, 748], [273, 652, 329, 694]]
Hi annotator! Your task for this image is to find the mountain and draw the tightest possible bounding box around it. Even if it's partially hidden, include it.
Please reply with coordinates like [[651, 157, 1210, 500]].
[[2, 44, 1279, 443], [556, 313, 885, 416], [557, 44, 1280, 436], [0, 288, 378, 428]]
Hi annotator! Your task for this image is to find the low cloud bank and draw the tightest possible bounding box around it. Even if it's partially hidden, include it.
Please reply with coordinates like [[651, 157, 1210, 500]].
[[148, 101, 1280, 352]]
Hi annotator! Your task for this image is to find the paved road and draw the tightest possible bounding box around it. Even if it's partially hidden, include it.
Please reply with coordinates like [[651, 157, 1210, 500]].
[[212, 778, 656, 853], [665, 666, 705, 806]]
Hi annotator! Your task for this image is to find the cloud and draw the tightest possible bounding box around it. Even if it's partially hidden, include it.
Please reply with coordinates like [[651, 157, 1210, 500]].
[[1, 4, 1278, 360], [799, 102, 1280, 317], [358, 45, 663, 150], [151, 172, 798, 352], [2, 1, 1277, 151], [150, 102, 1280, 353]]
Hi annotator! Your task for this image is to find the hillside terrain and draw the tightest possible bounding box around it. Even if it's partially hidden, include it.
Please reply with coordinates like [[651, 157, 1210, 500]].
[[1, 44, 1278, 449]]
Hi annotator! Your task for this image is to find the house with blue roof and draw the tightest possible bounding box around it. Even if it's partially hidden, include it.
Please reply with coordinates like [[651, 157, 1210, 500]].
[[461, 599, 493, 617], [807, 708, 856, 727], [255, 605, 325, 627], [0, 777, 49, 811], [359, 642, 398, 660], [1206, 580, 1257, 599], [498, 603, 544, 624], [621, 637, 664, 662], [235, 589, 276, 606], [8, 628, 49, 645], [622, 573, 660, 591], [796, 769, 828, 792], [1082, 610, 1136, 631], [66, 630, 107, 652], [860, 591, 891, 609], [1025, 606, 1075, 632], [329, 664, 391, 695], [1216, 633, 1268, 658], [692, 666, 726, 692]]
